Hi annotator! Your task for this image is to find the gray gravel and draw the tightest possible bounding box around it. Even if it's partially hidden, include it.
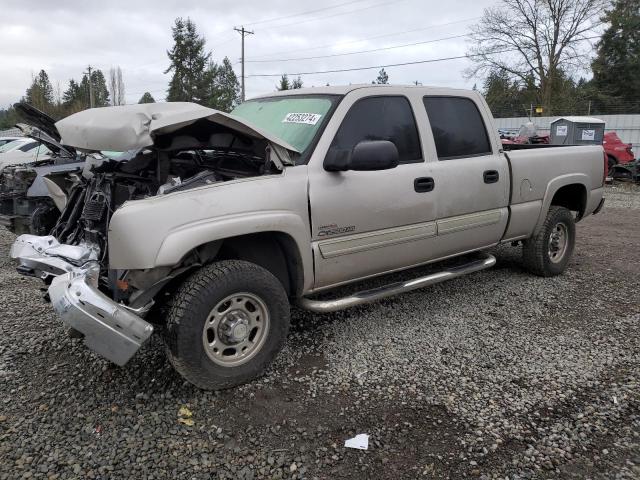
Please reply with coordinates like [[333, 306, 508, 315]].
[[1, 184, 639, 479]]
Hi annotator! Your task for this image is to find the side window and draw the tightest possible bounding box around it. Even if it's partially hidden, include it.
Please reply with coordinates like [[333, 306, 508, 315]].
[[423, 96, 492, 160], [330, 96, 422, 163]]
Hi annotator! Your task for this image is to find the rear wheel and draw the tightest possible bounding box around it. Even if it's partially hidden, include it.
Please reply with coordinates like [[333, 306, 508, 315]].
[[522, 206, 575, 277], [607, 155, 617, 174], [164, 260, 290, 390]]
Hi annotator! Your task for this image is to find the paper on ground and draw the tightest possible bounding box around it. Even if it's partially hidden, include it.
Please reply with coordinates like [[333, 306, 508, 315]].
[[345, 433, 369, 450]]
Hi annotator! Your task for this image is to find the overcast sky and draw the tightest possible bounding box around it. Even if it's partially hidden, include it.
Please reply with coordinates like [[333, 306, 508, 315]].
[[1, 0, 501, 107]]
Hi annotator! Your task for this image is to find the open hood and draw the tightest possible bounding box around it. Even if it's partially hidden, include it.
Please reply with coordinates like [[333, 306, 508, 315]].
[[15, 123, 74, 157], [13, 103, 75, 157], [54, 102, 300, 157], [14, 103, 61, 141]]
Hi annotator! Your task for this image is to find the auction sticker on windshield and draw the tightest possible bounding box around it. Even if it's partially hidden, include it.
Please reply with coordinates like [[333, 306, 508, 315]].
[[282, 113, 322, 125]]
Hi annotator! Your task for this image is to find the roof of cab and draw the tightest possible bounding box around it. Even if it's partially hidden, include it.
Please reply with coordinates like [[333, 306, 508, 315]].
[[249, 84, 474, 99]]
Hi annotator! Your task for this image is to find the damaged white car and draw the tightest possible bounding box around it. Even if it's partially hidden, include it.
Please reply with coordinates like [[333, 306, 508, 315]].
[[10, 86, 605, 390]]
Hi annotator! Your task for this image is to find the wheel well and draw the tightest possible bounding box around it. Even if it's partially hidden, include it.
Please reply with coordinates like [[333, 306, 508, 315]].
[[550, 184, 587, 220], [208, 232, 305, 298]]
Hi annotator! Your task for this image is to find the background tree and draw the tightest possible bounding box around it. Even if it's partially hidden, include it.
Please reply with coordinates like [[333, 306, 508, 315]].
[[165, 17, 211, 103], [138, 92, 156, 104], [467, 0, 604, 114], [291, 76, 303, 89], [205, 57, 241, 112], [591, 0, 640, 104], [24, 70, 55, 114], [109, 66, 126, 106], [79, 69, 109, 107], [374, 68, 389, 84], [277, 74, 291, 91], [62, 78, 87, 114], [0, 107, 19, 129]]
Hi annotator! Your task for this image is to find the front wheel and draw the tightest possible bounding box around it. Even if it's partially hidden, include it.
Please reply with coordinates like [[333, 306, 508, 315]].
[[522, 206, 575, 277], [164, 260, 290, 390]]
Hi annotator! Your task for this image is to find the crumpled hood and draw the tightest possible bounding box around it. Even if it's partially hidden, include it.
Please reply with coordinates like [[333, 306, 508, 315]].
[[55, 102, 300, 155]]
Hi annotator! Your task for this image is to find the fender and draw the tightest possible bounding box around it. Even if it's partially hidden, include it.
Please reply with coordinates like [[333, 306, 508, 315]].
[[534, 173, 589, 234], [154, 211, 313, 290]]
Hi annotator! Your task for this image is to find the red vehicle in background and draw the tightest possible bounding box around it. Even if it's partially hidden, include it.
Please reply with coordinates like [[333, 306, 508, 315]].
[[500, 125, 635, 172], [603, 132, 635, 169]]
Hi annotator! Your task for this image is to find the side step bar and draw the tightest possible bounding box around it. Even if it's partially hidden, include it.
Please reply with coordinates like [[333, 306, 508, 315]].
[[298, 252, 496, 313]]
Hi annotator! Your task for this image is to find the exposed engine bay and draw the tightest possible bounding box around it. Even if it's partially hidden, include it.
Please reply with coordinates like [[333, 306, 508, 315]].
[[48, 119, 286, 269]]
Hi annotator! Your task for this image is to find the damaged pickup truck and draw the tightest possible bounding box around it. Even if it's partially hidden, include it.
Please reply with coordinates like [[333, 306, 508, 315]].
[[11, 86, 606, 390]]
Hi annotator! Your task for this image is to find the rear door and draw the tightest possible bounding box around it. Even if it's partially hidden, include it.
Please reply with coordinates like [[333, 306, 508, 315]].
[[421, 95, 510, 256], [307, 93, 439, 289]]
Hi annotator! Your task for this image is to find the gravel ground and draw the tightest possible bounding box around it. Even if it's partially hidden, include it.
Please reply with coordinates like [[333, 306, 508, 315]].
[[1, 185, 639, 479]]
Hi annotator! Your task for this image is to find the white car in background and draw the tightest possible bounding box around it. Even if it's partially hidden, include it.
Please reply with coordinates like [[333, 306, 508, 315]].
[[0, 137, 51, 171]]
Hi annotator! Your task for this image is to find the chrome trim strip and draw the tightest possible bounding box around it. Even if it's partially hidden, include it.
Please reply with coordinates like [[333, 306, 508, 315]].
[[318, 222, 436, 258], [299, 252, 496, 313], [437, 209, 502, 235]]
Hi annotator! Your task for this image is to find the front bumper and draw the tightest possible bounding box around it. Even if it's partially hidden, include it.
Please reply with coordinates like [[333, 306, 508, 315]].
[[10, 235, 153, 366]]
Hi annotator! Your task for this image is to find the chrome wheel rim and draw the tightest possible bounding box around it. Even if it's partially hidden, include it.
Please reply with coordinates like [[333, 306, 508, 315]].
[[548, 222, 569, 264], [202, 292, 270, 367]]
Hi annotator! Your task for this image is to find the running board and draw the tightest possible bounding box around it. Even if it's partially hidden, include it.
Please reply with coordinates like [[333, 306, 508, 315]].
[[298, 252, 496, 313]]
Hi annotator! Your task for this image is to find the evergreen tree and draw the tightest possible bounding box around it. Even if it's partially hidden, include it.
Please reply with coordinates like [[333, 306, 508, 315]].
[[291, 76, 303, 89], [277, 74, 291, 91], [24, 70, 55, 114], [205, 57, 240, 112], [592, 0, 640, 103], [62, 78, 87, 114], [138, 92, 156, 104], [165, 17, 211, 103], [375, 68, 389, 84], [90, 69, 110, 107]]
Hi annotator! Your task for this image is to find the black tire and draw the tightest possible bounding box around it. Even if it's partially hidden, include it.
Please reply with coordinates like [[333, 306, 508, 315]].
[[607, 155, 617, 174], [164, 260, 290, 390], [522, 206, 575, 277]]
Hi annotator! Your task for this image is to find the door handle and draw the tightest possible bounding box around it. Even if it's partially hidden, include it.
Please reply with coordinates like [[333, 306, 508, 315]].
[[483, 170, 500, 184], [414, 177, 435, 193]]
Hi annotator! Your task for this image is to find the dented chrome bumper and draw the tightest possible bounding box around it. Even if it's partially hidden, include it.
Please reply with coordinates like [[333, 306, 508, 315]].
[[10, 235, 153, 366]]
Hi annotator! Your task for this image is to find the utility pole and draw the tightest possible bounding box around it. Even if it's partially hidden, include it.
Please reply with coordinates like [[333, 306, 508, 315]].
[[84, 65, 95, 108], [234, 26, 254, 102]]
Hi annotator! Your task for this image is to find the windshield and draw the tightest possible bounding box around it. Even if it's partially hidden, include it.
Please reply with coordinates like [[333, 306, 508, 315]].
[[231, 95, 340, 160], [0, 140, 23, 153]]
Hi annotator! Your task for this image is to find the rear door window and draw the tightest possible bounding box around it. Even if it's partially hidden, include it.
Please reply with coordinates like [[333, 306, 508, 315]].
[[423, 97, 492, 160], [330, 96, 422, 163]]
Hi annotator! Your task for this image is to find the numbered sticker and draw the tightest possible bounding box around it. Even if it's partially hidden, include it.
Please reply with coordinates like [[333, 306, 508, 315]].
[[282, 113, 322, 125]]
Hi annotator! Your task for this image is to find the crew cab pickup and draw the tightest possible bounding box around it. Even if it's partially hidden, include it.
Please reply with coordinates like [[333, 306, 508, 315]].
[[10, 85, 606, 390]]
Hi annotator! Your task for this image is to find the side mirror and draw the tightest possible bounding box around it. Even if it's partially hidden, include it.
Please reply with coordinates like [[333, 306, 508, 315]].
[[324, 140, 400, 172]]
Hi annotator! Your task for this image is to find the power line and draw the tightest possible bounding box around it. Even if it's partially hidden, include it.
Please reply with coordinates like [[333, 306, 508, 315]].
[[246, 35, 601, 78], [256, 0, 408, 32], [246, 34, 469, 63], [245, 17, 480, 60], [247, 53, 482, 77], [206, 0, 402, 43], [243, 0, 371, 27]]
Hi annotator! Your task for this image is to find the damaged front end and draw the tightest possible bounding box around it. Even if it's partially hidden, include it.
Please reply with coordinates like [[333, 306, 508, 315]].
[[10, 102, 298, 366], [11, 235, 153, 365]]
